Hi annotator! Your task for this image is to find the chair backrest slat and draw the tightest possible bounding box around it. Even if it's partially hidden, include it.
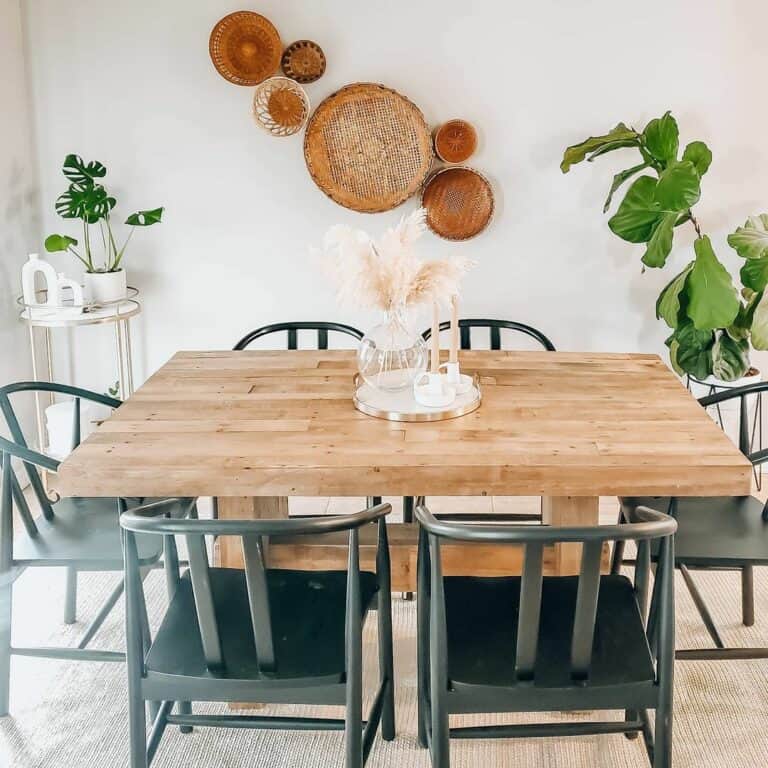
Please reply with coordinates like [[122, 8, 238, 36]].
[[241, 534, 276, 673], [185, 533, 224, 670], [460, 325, 471, 350], [570, 540, 603, 680], [490, 325, 502, 350], [71, 396, 81, 450], [233, 322, 364, 351], [515, 542, 543, 680]]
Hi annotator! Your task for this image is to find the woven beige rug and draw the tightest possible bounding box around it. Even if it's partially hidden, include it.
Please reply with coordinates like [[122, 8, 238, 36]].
[[1, 527, 767, 766]]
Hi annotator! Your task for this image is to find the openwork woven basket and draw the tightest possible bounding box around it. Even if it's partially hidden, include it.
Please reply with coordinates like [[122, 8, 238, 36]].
[[253, 77, 310, 137], [209, 11, 282, 86], [281, 40, 326, 84], [304, 83, 434, 213], [434, 119, 478, 164], [421, 167, 494, 240]]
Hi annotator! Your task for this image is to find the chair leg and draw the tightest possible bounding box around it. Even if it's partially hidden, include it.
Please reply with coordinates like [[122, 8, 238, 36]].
[[624, 709, 639, 740], [129, 686, 148, 768], [0, 578, 12, 716], [654, 699, 672, 768], [610, 507, 626, 575], [377, 593, 395, 741], [177, 701, 193, 734], [741, 565, 755, 627], [64, 567, 77, 625]]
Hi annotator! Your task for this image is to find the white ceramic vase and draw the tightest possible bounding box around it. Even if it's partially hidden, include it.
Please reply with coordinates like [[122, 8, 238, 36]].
[[84, 270, 127, 304]]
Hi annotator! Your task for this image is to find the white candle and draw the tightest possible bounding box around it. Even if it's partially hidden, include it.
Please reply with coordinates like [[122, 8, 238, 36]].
[[431, 301, 440, 373], [450, 295, 459, 364]]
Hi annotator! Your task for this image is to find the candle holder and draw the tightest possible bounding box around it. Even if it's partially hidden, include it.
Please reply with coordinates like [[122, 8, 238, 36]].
[[439, 361, 474, 394], [413, 371, 457, 408]]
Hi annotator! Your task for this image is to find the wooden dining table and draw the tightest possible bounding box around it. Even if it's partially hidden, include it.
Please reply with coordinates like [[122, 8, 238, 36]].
[[55, 349, 752, 590]]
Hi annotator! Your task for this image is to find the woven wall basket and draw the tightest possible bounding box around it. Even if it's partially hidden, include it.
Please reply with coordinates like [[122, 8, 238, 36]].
[[304, 83, 434, 213], [421, 167, 494, 240], [281, 40, 326, 84], [209, 11, 282, 86], [253, 77, 310, 137], [434, 119, 478, 163]]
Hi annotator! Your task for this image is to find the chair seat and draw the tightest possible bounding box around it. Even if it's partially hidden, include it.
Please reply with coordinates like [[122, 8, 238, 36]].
[[444, 574, 654, 688], [621, 495, 768, 566], [13, 497, 172, 568], [146, 567, 379, 682]]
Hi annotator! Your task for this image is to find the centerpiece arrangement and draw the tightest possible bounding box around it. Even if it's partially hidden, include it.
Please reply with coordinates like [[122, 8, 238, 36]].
[[318, 207, 479, 419], [562, 112, 768, 385]]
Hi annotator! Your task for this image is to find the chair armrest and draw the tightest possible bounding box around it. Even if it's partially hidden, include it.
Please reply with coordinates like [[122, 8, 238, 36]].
[[0, 435, 60, 472]]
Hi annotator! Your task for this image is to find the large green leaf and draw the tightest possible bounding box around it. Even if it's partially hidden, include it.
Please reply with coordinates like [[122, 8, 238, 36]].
[[711, 333, 750, 381], [656, 261, 694, 327], [750, 290, 768, 349], [44, 234, 78, 252], [654, 161, 701, 211], [668, 321, 714, 379], [55, 183, 116, 223], [62, 154, 107, 185], [608, 176, 661, 243], [740, 257, 768, 292], [586, 139, 639, 162], [125, 207, 164, 226], [560, 123, 638, 172], [643, 112, 679, 164], [603, 162, 648, 213], [726, 294, 759, 341], [727, 213, 768, 260], [686, 236, 740, 330], [642, 212, 677, 268], [682, 141, 712, 176]]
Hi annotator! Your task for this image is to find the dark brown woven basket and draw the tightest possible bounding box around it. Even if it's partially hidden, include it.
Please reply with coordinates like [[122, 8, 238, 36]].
[[434, 119, 478, 163], [304, 83, 434, 213], [421, 167, 494, 240], [209, 11, 282, 86], [281, 40, 326, 84]]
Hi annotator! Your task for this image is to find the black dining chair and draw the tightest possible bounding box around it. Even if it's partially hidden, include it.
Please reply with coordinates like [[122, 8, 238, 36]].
[[120, 499, 395, 768], [613, 380, 768, 660], [233, 321, 364, 351], [416, 500, 676, 768], [412, 319, 556, 526], [0, 381, 193, 716]]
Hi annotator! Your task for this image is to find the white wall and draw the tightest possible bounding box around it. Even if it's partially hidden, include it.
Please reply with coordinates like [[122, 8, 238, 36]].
[[0, 0, 36, 408], [19, 0, 768, 388]]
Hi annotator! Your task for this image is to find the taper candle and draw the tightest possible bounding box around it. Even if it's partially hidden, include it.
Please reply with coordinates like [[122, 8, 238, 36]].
[[449, 295, 459, 364], [431, 301, 440, 373]]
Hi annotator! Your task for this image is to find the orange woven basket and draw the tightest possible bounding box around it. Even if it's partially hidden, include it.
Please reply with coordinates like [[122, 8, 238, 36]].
[[304, 83, 434, 213], [281, 40, 326, 84], [209, 11, 282, 86], [421, 167, 494, 240], [434, 119, 478, 163]]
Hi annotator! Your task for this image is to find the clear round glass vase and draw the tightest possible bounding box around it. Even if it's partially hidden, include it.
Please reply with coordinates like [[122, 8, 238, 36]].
[[357, 306, 427, 392]]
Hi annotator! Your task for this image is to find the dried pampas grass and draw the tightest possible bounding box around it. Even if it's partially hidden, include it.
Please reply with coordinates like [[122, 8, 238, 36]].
[[317, 207, 474, 311]]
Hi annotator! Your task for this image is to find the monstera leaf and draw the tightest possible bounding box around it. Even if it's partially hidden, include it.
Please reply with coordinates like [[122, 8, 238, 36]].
[[44, 234, 78, 252], [608, 176, 661, 243], [125, 207, 164, 226], [654, 161, 701, 211], [642, 112, 679, 164], [560, 123, 639, 172], [62, 154, 107, 185], [728, 214, 768, 260], [656, 262, 694, 327], [682, 141, 712, 176], [55, 183, 116, 223], [686, 236, 740, 330], [711, 333, 750, 381]]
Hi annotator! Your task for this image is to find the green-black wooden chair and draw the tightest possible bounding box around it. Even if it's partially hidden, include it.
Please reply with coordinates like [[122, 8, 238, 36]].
[[613, 380, 768, 660], [416, 500, 676, 768], [0, 381, 193, 716], [120, 499, 395, 768]]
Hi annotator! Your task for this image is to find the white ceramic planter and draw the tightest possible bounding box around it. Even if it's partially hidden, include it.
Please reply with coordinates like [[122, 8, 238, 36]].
[[84, 270, 127, 304]]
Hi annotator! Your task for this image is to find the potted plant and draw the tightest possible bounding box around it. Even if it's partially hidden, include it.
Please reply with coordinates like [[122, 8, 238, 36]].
[[44, 154, 163, 304], [561, 112, 766, 387]]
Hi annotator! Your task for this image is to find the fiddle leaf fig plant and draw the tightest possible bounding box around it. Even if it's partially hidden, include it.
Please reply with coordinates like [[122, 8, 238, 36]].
[[45, 154, 163, 273], [562, 111, 762, 382]]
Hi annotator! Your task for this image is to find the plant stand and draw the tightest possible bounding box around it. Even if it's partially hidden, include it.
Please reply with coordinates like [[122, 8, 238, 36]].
[[17, 287, 141, 458]]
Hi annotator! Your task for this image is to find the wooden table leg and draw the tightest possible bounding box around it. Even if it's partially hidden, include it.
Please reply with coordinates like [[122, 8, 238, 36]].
[[541, 496, 599, 575]]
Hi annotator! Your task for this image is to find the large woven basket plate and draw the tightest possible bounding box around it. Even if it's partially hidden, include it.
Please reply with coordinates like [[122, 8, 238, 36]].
[[209, 11, 282, 86], [421, 167, 494, 240], [304, 83, 433, 213]]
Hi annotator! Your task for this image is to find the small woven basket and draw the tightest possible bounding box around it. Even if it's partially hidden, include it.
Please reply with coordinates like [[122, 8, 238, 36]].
[[281, 40, 326, 84], [421, 167, 494, 240], [253, 77, 310, 137], [434, 119, 478, 163]]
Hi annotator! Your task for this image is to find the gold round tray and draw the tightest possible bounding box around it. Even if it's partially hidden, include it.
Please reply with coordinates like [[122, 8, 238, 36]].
[[353, 373, 481, 422]]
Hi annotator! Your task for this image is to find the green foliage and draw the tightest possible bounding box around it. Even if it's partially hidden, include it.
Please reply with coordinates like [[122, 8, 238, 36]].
[[562, 110, 753, 381], [46, 155, 163, 273]]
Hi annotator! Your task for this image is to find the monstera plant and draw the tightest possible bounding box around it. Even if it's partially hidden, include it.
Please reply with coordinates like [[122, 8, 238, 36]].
[[562, 112, 764, 382], [45, 154, 163, 273]]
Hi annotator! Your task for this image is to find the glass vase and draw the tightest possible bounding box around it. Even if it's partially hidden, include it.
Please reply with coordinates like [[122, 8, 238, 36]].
[[357, 305, 427, 392]]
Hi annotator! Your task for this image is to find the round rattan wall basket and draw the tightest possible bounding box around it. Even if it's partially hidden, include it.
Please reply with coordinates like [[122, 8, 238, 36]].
[[281, 40, 326, 84], [421, 167, 494, 241], [303, 83, 434, 213], [434, 119, 478, 164], [253, 77, 310, 137], [209, 11, 282, 86]]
